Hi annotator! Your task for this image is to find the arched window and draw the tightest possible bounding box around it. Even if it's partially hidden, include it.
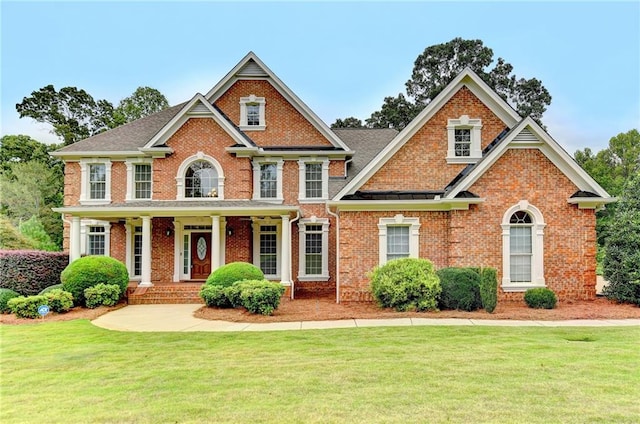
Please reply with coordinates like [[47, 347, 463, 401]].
[[185, 160, 218, 198], [501, 201, 545, 291], [175, 152, 225, 200]]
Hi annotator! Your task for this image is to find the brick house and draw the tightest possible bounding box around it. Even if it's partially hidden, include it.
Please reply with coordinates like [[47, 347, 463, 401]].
[[52, 52, 613, 303]]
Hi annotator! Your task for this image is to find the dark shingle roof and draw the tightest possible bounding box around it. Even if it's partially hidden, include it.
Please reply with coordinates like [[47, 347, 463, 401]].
[[329, 128, 398, 197], [54, 103, 186, 153]]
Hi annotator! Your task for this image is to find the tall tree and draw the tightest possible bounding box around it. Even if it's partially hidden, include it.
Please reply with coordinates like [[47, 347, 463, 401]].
[[360, 38, 552, 130], [0, 135, 61, 174], [16, 85, 169, 145], [602, 172, 640, 305], [113, 86, 169, 125], [331, 117, 364, 129]]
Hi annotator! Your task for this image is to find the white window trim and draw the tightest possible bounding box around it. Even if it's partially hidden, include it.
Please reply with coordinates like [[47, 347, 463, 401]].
[[446, 115, 482, 163], [125, 159, 153, 201], [175, 151, 225, 200], [252, 157, 284, 203], [501, 200, 546, 291], [252, 219, 281, 280], [79, 158, 111, 205], [298, 217, 330, 281], [80, 219, 111, 256], [378, 215, 420, 265], [239, 94, 266, 130], [298, 157, 329, 203]]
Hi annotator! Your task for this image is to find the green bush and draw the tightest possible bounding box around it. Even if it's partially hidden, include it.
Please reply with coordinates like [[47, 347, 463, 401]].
[[205, 262, 264, 287], [237, 280, 285, 315], [61, 256, 128, 306], [0, 288, 20, 313], [524, 288, 557, 309], [39, 284, 63, 295], [436, 267, 482, 311], [199, 284, 232, 308], [480, 268, 498, 313], [370, 258, 441, 312], [44, 289, 73, 313], [8, 295, 48, 319], [84, 284, 121, 309]]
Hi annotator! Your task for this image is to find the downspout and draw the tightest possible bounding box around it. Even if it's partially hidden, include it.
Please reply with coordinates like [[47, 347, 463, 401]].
[[325, 202, 340, 304], [289, 210, 301, 300]]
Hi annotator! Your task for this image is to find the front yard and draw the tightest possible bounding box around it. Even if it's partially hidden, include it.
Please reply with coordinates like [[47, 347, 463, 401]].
[[1, 321, 639, 423]]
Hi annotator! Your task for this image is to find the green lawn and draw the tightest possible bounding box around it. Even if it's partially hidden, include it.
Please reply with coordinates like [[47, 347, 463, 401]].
[[1, 321, 639, 423]]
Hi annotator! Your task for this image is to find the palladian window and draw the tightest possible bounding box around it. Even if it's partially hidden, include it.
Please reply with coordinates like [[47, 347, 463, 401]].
[[185, 160, 219, 198]]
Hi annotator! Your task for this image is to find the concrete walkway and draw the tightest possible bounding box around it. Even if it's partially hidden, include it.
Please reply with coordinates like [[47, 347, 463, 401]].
[[91, 304, 640, 332]]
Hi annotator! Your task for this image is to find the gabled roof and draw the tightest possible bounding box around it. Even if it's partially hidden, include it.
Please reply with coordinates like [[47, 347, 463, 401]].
[[333, 68, 522, 200], [205, 52, 353, 152], [143, 93, 256, 149], [444, 117, 612, 200]]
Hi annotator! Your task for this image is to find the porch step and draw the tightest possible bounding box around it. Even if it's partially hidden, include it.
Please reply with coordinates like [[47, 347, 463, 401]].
[[127, 284, 204, 305]]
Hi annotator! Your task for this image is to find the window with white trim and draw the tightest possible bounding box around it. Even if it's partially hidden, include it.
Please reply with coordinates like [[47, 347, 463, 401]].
[[80, 221, 111, 256], [447, 115, 482, 163], [378, 215, 420, 265], [252, 158, 283, 202], [239, 95, 266, 130], [501, 201, 546, 291], [79, 159, 112, 204], [298, 218, 329, 281], [133, 226, 143, 277], [176, 153, 225, 200], [134, 164, 152, 199], [252, 220, 281, 278], [298, 158, 329, 202]]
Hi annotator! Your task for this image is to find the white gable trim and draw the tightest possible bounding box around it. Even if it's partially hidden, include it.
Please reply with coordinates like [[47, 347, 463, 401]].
[[446, 117, 612, 199], [205, 52, 353, 152], [333, 68, 521, 200], [143, 94, 253, 149]]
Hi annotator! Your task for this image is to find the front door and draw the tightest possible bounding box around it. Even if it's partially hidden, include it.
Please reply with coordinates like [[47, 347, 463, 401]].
[[191, 232, 211, 279]]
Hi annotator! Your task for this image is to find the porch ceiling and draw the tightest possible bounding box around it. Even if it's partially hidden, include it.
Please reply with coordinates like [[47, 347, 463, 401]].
[[54, 200, 299, 218]]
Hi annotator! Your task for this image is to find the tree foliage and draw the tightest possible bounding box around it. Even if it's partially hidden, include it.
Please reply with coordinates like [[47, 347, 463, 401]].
[[347, 38, 552, 131], [16, 85, 169, 145], [602, 172, 640, 305], [19, 215, 58, 251], [0, 135, 60, 175], [331, 117, 364, 129]]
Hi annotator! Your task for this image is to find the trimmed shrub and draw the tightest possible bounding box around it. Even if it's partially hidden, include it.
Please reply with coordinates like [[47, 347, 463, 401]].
[[84, 284, 121, 308], [436, 267, 482, 311], [480, 268, 498, 313], [200, 284, 232, 308], [370, 258, 441, 312], [8, 295, 48, 319], [44, 289, 73, 313], [0, 250, 69, 295], [61, 256, 129, 306], [205, 262, 264, 288], [524, 288, 557, 309], [0, 288, 20, 313], [236, 280, 285, 315], [39, 284, 63, 295]]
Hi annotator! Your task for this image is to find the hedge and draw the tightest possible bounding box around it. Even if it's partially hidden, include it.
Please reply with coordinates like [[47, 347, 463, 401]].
[[524, 288, 557, 309], [479, 268, 498, 313], [200, 280, 285, 315], [61, 256, 129, 306], [84, 283, 121, 308], [8, 295, 48, 319], [0, 250, 69, 295], [205, 262, 264, 287], [436, 267, 482, 311]]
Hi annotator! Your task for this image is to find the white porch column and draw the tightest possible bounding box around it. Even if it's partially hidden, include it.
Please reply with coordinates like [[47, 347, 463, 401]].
[[70, 216, 81, 262], [280, 214, 291, 285], [211, 215, 221, 271], [139, 216, 153, 287]]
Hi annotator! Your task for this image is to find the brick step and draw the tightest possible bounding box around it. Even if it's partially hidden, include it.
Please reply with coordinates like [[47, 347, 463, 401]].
[[127, 284, 204, 305]]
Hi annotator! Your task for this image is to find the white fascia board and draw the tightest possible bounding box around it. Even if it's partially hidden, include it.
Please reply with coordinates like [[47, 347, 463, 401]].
[[567, 197, 617, 209], [326, 198, 484, 212], [143, 94, 253, 149], [54, 204, 299, 218], [205, 52, 351, 152], [50, 151, 147, 160], [446, 117, 612, 199], [333, 68, 521, 200]]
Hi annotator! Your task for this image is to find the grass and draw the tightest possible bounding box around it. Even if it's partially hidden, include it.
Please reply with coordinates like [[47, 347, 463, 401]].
[[1, 321, 639, 423]]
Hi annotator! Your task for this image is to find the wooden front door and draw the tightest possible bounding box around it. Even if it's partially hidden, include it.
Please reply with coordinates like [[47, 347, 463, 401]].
[[191, 232, 211, 279]]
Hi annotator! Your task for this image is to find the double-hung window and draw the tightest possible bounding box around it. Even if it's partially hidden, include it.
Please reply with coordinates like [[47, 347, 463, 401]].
[[252, 159, 283, 202], [298, 218, 329, 281], [259, 225, 278, 276], [378, 215, 420, 265], [298, 158, 329, 202], [89, 164, 106, 200], [260, 164, 277, 198], [386, 226, 410, 261], [509, 211, 533, 283], [80, 159, 111, 204], [239, 95, 266, 130], [134, 164, 152, 199], [447, 115, 482, 163]]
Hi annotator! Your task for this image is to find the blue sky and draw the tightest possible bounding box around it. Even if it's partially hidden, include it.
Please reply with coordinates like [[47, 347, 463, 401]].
[[1, 1, 639, 155]]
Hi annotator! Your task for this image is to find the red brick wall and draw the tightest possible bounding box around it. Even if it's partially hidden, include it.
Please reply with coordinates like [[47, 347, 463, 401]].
[[214, 80, 333, 148], [361, 87, 507, 191]]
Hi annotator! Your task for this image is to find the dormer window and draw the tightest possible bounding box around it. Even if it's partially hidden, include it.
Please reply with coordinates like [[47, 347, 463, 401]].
[[447, 115, 482, 163], [240, 95, 266, 130]]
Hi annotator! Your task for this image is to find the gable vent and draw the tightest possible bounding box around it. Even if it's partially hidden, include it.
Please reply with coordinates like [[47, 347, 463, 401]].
[[237, 60, 268, 77], [513, 128, 539, 143], [189, 102, 212, 114]]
